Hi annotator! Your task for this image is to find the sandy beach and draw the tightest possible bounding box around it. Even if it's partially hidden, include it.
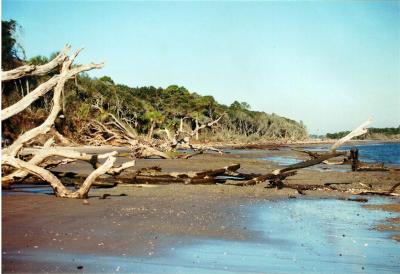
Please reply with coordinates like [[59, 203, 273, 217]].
[[3, 144, 400, 272]]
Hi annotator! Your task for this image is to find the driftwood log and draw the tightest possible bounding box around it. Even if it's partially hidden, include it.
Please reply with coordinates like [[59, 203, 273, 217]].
[[229, 119, 372, 188], [20, 164, 242, 187], [160, 115, 224, 153], [86, 164, 240, 185], [1, 46, 135, 198], [293, 146, 389, 172], [78, 109, 218, 159], [349, 148, 389, 171], [2, 53, 396, 199], [1, 45, 70, 82]]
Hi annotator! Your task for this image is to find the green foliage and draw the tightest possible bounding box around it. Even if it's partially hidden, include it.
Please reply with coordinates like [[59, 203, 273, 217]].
[[61, 75, 308, 140], [224, 102, 307, 140], [76, 103, 91, 119], [1, 21, 308, 142], [143, 111, 164, 123], [29, 55, 49, 65], [2, 20, 24, 69], [326, 131, 350, 139], [326, 127, 400, 140], [368, 127, 400, 135], [99, 76, 115, 84]]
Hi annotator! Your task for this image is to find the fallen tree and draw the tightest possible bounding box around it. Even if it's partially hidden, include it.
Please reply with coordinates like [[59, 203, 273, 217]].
[[17, 164, 242, 187], [77, 108, 224, 158], [159, 115, 224, 153], [228, 119, 373, 188], [229, 119, 398, 195], [2, 47, 396, 199], [1, 46, 135, 198], [292, 142, 390, 172]]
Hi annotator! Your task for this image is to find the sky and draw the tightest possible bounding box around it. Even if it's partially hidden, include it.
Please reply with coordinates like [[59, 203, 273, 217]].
[[2, 0, 399, 134]]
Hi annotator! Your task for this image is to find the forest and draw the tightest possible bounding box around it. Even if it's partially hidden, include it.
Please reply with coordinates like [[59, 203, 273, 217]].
[[2, 20, 308, 145]]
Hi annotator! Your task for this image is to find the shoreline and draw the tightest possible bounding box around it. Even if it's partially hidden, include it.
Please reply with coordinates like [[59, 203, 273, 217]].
[[3, 143, 399, 272], [33, 138, 400, 152], [214, 138, 400, 149]]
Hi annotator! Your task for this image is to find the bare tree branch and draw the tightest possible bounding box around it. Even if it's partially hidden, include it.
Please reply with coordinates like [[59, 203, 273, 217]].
[[330, 118, 372, 152], [1, 45, 71, 82], [1, 46, 133, 198]]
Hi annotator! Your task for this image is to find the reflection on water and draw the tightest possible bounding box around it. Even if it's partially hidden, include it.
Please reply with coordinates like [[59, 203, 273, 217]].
[[4, 198, 399, 273], [260, 156, 348, 172], [259, 142, 399, 172], [2, 185, 90, 196], [262, 156, 301, 165], [2, 185, 55, 195], [157, 198, 399, 274]]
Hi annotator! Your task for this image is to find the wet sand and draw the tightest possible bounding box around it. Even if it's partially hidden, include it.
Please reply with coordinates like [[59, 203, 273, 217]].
[[2, 146, 400, 272]]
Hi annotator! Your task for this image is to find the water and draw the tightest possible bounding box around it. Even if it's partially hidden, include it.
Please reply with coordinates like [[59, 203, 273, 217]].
[[260, 156, 348, 172], [304, 143, 400, 166], [154, 198, 399, 274], [2, 184, 55, 195], [2, 185, 87, 196], [261, 143, 400, 169], [4, 198, 399, 273], [262, 156, 301, 166]]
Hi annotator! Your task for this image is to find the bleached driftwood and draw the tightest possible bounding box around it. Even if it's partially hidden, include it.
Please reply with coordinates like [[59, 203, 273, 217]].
[[2, 154, 116, 198], [2, 146, 135, 186], [2, 61, 104, 121], [347, 182, 400, 197], [2, 49, 104, 157], [48, 164, 240, 186], [91, 105, 137, 140], [234, 119, 372, 187], [1, 45, 70, 81], [161, 115, 224, 153], [270, 152, 347, 176], [330, 118, 372, 151], [291, 119, 371, 165], [1, 46, 134, 198], [192, 115, 223, 140], [133, 143, 172, 159]]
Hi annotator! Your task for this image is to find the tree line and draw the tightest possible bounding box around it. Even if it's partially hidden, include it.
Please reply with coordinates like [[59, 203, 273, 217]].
[[2, 20, 308, 143], [326, 127, 400, 140]]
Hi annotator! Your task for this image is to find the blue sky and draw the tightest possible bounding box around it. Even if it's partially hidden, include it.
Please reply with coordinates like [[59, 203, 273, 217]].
[[3, 0, 399, 134]]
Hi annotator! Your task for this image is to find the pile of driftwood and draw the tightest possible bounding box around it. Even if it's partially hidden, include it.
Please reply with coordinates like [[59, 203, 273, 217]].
[[2, 46, 398, 198], [1, 45, 223, 197], [1, 46, 136, 198], [82, 119, 396, 197], [24, 135, 398, 197], [77, 103, 223, 157]]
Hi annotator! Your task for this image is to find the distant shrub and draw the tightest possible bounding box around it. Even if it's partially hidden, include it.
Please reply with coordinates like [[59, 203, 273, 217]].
[[326, 127, 400, 140]]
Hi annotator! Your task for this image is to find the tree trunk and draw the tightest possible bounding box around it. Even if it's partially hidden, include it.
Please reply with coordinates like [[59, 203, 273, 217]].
[[1, 46, 134, 198], [195, 119, 199, 140], [148, 120, 155, 139]]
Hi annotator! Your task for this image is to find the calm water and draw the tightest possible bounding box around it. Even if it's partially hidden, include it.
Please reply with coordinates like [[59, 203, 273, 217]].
[[307, 143, 400, 165], [4, 198, 399, 273], [263, 142, 400, 167]]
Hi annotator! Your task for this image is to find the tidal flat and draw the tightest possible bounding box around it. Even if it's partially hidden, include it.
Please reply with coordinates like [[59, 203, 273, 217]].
[[3, 143, 400, 273]]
